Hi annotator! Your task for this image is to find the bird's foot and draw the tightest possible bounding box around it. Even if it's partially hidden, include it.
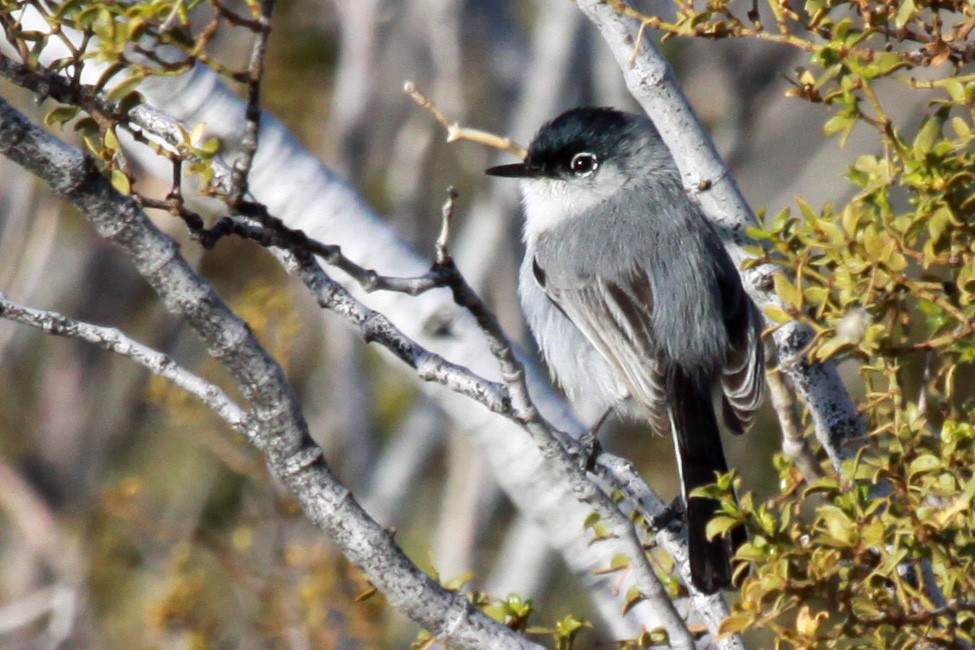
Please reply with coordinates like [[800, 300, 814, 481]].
[[576, 407, 614, 472], [576, 433, 603, 473], [650, 497, 685, 532]]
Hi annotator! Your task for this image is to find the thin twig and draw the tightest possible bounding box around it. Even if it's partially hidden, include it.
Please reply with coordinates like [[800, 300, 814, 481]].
[[0, 291, 253, 439], [196, 211, 443, 295], [593, 453, 745, 650], [228, 0, 274, 204], [283, 252, 510, 414], [404, 81, 528, 160]]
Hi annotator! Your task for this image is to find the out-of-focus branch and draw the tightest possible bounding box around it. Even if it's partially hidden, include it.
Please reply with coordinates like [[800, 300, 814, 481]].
[[575, 0, 866, 470], [766, 370, 825, 482], [0, 458, 86, 646], [0, 584, 78, 643], [0, 96, 542, 650], [361, 397, 445, 523]]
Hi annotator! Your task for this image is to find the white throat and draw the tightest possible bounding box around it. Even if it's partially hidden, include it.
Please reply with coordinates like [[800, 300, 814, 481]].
[[519, 174, 622, 246]]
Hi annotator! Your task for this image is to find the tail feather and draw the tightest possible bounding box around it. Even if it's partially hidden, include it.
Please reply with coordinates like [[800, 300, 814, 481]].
[[669, 368, 746, 594]]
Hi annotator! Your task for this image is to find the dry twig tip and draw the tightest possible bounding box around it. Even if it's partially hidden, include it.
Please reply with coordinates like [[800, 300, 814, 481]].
[[403, 81, 528, 160]]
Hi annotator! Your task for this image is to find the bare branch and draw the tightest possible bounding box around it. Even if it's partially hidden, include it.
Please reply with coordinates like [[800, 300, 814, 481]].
[[0, 291, 251, 437], [271, 196, 698, 647], [0, 10, 734, 629], [404, 81, 529, 159], [228, 0, 274, 203]]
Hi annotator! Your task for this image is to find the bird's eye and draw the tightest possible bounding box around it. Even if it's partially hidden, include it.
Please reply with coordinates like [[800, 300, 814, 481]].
[[570, 152, 598, 177]]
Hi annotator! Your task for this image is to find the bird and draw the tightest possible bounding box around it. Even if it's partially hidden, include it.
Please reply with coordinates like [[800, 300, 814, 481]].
[[485, 107, 765, 593]]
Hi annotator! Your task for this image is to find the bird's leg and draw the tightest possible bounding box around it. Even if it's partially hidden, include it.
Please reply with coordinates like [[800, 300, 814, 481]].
[[650, 496, 685, 532], [579, 407, 614, 472]]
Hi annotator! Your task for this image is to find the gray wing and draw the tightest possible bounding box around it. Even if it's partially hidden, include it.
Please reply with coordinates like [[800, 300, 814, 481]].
[[538, 261, 671, 435], [537, 255, 765, 435]]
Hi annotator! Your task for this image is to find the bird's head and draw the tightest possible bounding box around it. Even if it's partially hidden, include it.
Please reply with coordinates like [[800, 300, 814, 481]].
[[486, 107, 672, 240]]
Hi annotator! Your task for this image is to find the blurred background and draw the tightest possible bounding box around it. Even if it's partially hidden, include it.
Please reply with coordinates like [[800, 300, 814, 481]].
[[0, 0, 934, 647]]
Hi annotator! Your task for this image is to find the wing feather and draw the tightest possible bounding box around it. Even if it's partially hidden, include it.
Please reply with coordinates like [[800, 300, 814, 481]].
[[543, 263, 669, 435], [720, 300, 765, 434]]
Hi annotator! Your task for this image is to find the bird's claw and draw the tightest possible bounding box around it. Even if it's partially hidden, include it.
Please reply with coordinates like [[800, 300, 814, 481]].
[[577, 432, 603, 473], [650, 497, 685, 532]]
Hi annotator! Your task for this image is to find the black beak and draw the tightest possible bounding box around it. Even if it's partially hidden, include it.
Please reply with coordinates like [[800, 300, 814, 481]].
[[485, 162, 543, 178]]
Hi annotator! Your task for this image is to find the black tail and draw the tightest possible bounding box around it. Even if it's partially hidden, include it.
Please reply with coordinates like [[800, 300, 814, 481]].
[[669, 368, 747, 594]]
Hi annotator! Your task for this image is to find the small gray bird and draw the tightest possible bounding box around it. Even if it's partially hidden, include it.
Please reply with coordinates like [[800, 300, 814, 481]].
[[486, 107, 765, 593]]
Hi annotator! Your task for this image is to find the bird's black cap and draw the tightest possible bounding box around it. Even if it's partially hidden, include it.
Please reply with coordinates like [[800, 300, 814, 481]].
[[486, 107, 638, 179]]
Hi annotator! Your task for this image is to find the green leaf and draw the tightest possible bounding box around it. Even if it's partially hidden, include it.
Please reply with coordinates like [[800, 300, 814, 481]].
[[443, 572, 475, 591], [44, 105, 81, 128], [895, 0, 916, 29], [582, 512, 600, 529], [621, 586, 645, 615], [774, 273, 803, 309], [817, 505, 855, 547], [913, 114, 942, 155], [592, 554, 630, 575], [927, 206, 952, 245], [110, 169, 131, 195], [804, 286, 830, 304], [104, 128, 120, 154], [719, 613, 753, 635], [944, 79, 967, 103], [951, 117, 970, 139], [860, 518, 885, 547], [198, 136, 222, 156], [823, 113, 854, 139], [796, 196, 818, 222], [706, 516, 741, 540], [862, 226, 891, 261], [107, 73, 145, 102], [908, 454, 941, 477], [885, 252, 907, 272], [812, 337, 851, 362], [764, 304, 793, 324], [958, 262, 975, 298]]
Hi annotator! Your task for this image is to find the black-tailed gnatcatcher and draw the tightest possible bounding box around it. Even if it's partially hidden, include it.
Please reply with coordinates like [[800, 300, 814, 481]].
[[486, 107, 765, 594]]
